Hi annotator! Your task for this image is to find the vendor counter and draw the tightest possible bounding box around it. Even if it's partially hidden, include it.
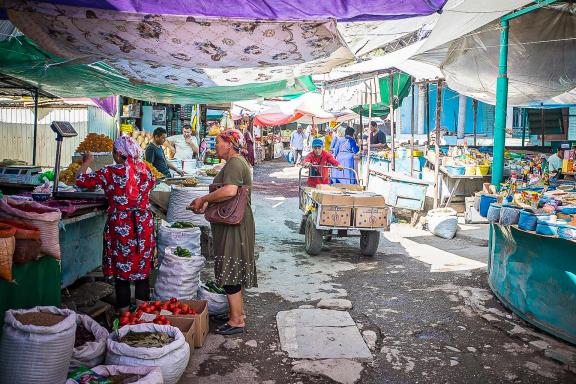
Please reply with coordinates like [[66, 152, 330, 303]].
[[489, 223, 576, 344]]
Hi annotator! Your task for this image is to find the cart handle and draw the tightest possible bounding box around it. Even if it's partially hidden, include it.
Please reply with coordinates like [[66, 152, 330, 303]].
[[298, 165, 360, 209]]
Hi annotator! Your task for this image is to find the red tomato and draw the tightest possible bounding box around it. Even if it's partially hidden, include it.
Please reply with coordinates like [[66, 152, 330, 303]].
[[188, 309, 196, 315], [135, 310, 144, 318], [159, 315, 166, 322], [173, 308, 182, 315], [144, 307, 154, 314], [169, 297, 177, 303], [120, 311, 130, 318], [119, 318, 129, 326], [181, 304, 189, 312], [153, 300, 161, 307]]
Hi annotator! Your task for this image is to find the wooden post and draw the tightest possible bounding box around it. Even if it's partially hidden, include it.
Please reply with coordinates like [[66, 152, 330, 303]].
[[410, 79, 415, 177], [433, 80, 443, 209], [540, 107, 545, 147], [521, 109, 527, 147], [389, 72, 396, 172], [32, 88, 39, 165], [425, 82, 430, 144], [472, 99, 478, 146], [365, 78, 373, 187]]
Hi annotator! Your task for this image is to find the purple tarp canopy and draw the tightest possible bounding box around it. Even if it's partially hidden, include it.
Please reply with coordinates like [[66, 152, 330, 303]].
[[29, 0, 447, 21]]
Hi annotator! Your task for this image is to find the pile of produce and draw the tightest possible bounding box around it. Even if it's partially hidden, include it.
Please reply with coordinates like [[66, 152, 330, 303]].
[[131, 130, 175, 159], [119, 331, 174, 348], [204, 280, 226, 294], [119, 310, 172, 327], [139, 298, 197, 316], [59, 162, 81, 185], [0, 159, 27, 167], [143, 160, 164, 179], [107, 373, 145, 383], [74, 322, 96, 348], [76, 133, 114, 153], [170, 221, 196, 229], [182, 178, 198, 187], [174, 246, 193, 258], [207, 124, 221, 136], [14, 311, 65, 326], [204, 168, 219, 177]]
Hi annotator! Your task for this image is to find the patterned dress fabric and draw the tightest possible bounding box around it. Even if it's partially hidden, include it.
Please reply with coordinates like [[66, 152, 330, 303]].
[[76, 164, 156, 281]]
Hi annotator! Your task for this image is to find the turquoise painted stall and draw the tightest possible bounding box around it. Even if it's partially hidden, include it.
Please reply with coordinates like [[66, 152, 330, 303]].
[[488, 224, 576, 344]]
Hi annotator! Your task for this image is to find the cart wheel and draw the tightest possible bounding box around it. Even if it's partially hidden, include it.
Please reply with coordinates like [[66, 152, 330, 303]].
[[299, 215, 307, 235], [360, 230, 380, 256], [305, 216, 323, 256]]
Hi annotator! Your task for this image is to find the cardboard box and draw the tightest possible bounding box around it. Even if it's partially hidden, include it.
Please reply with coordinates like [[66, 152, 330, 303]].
[[319, 205, 352, 227], [312, 191, 354, 206], [165, 300, 208, 348], [350, 192, 386, 207], [354, 207, 388, 228], [168, 316, 196, 351], [333, 183, 364, 192], [316, 184, 341, 192]]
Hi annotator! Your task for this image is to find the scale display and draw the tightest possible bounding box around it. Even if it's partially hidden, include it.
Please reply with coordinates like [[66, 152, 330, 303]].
[[51, 121, 78, 137]]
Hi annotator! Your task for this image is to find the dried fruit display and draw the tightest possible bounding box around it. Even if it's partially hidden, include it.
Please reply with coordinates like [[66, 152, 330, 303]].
[[59, 162, 81, 185], [144, 160, 164, 179], [76, 133, 114, 153]]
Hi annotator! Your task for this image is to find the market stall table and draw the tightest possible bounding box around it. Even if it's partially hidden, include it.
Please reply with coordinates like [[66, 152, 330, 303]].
[[489, 223, 576, 345], [439, 166, 490, 208]]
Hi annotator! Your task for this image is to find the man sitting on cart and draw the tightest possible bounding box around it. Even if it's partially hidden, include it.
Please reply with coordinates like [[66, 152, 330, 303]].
[[303, 138, 343, 188]]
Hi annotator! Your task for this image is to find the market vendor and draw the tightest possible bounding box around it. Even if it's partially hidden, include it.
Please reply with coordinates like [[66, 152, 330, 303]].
[[367, 121, 388, 149], [166, 124, 199, 160], [75, 136, 156, 312], [548, 145, 566, 174], [145, 127, 185, 177], [303, 138, 343, 187]]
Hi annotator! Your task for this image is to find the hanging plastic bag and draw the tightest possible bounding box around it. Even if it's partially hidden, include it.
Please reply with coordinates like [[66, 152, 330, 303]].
[[0, 306, 77, 384], [154, 247, 205, 301], [105, 323, 190, 384], [69, 314, 110, 371]]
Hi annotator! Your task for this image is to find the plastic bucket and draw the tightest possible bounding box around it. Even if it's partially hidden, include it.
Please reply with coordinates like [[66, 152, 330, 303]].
[[536, 220, 566, 236], [518, 211, 542, 231], [445, 166, 465, 176], [476, 165, 490, 176], [558, 224, 576, 240], [499, 205, 522, 226], [486, 204, 501, 223], [479, 195, 498, 217], [465, 166, 476, 176]]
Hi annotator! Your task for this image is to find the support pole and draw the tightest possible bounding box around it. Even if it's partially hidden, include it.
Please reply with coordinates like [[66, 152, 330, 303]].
[[365, 79, 373, 187], [521, 109, 527, 147], [540, 107, 545, 147], [491, 19, 509, 187], [410, 79, 415, 177], [425, 82, 430, 144], [389, 72, 396, 172], [472, 99, 478, 147], [433, 81, 443, 209], [32, 88, 39, 165], [417, 83, 425, 135], [457, 94, 467, 139]]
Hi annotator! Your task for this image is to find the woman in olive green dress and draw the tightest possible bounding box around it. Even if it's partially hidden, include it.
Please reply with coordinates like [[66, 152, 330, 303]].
[[189, 129, 256, 335]]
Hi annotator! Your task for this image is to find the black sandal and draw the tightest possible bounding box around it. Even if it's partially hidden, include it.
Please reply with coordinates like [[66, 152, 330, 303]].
[[211, 313, 230, 322], [215, 323, 245, 335]]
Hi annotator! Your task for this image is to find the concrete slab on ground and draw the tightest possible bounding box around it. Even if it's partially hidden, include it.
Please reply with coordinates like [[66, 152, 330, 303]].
[[277, 308, 372, 360]]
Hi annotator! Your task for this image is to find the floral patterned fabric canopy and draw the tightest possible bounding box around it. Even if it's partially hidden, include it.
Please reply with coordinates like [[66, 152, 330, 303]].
[[7, 0, 354, 86]]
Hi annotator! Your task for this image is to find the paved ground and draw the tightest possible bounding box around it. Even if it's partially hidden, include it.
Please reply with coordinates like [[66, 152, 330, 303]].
[[179, 159, 576, 384]]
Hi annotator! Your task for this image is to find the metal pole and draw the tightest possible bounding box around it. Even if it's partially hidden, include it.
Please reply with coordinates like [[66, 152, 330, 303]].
[[540, 107, 545, 147], [425, 82, 430, 144], [491, 19, 509, 187], [365, 79, 373, 186], [410, 79, 415, 177], [521, 109, 527, 147], [389, 72, 396, 172], [473, 99, 478, 146], [433, 81, 443, 209], [32, 88, 39, 165]]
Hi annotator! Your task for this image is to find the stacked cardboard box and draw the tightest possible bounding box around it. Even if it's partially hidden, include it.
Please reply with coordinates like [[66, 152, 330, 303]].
[[311, 189, 387, 228]]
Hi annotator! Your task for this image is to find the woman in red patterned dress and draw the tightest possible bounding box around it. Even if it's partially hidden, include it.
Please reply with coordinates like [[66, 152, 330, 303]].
[[75, 136, 156, 312]]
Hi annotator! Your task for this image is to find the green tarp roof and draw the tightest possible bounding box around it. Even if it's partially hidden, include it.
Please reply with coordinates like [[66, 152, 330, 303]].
[[352, 72, 411, 117], [0, 36, 316, 104]]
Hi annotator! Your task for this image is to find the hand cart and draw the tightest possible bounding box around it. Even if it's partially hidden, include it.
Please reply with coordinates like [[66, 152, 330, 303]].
[[298, 165, 390, 256]]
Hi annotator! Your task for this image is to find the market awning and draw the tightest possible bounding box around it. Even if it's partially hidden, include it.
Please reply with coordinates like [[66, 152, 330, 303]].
[[0, 36, 317, 104], [5, 0, 447, 21], [351, 72, 412, 117]]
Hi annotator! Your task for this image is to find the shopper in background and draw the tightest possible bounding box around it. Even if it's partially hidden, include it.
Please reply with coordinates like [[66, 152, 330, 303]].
[[331, 126, 360, 184], [330, 125, 346, 154], [188, 129, 255, 335], [144, 127, 185, 177], [166, 124, 199, 160], [323, 128, 334, 152], [75, 136, 156, 312], [290, 124, 306, 166]]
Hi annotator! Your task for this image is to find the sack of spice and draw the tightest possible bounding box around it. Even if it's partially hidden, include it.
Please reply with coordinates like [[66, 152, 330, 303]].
[[69, 314, 110, 371], [66, 365, 163, 384], [0, 306, 77, 384], [106, 323, 190, 384], [0, 219, 42, 263], [0, 223, 15, 281]]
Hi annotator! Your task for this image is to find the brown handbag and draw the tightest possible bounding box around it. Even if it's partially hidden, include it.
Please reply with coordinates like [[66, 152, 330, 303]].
[[204, 183, 250, 225]]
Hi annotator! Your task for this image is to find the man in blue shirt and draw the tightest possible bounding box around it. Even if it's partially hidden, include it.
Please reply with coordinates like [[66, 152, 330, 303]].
[[145, 128, 185, 178], [369, 121, 387, 149]]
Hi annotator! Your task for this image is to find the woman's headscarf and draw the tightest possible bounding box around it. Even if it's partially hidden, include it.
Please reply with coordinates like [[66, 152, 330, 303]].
[[219, 129, 245, 152], [113, 135, 147, 203]]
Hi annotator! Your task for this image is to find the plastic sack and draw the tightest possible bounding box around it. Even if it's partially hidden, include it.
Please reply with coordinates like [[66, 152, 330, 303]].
[[106, 323, 190, 384], [166, 185, 209, 226], [0, 219, 42, 263], [66, 365, 163, 384], [69, 314, 110, 371], [157, 220, 201, 264], [154, 247, 205, 301], [427, 208, 458, 240], [198, 283, 229, 315], [0, 197, 62, 259], [0, 306, 77, 384], [0, 223, 15, 281]]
